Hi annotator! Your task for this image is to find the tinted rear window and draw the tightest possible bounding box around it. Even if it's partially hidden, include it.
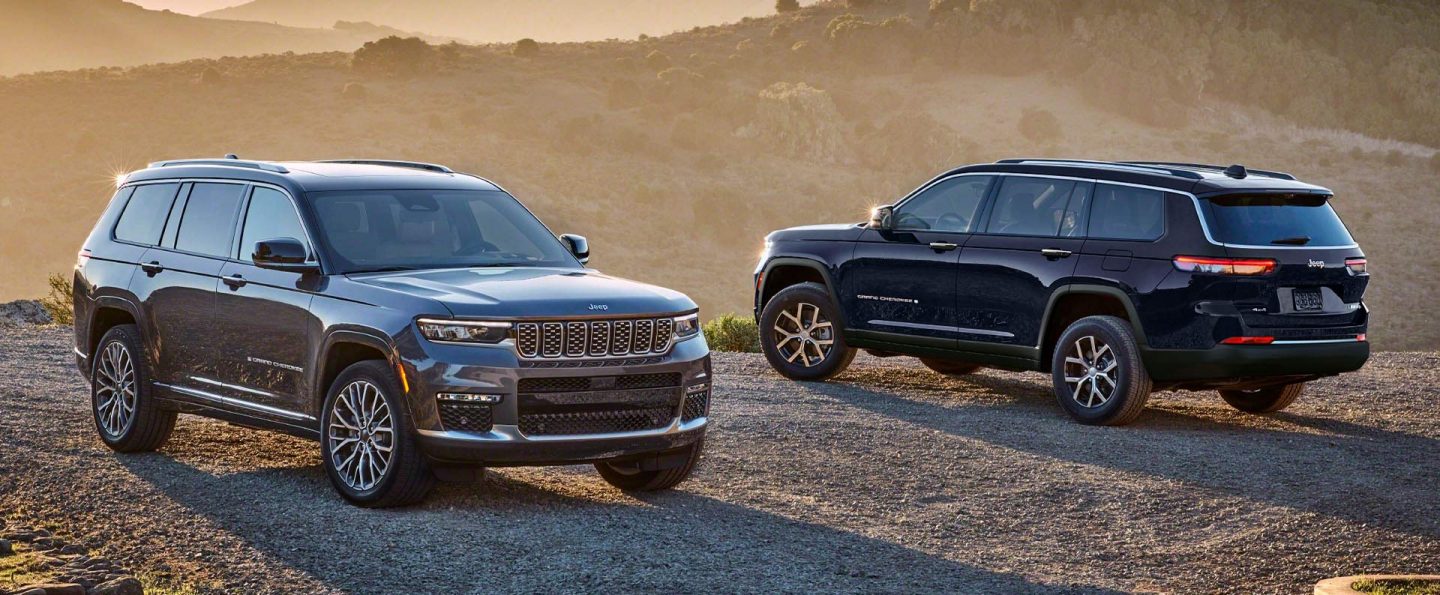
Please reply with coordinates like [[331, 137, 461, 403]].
[[113, 184, 178, 245], [1089, 184, 1165, 241], [175, 183, 245, 257], [1202, 194, 1354, 247]]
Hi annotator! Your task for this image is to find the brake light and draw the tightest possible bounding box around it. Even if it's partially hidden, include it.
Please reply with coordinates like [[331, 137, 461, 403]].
[[1220, 336, 1275, 345], [1345, 258, 1367, 275], [1173, 255, 1276, 276]]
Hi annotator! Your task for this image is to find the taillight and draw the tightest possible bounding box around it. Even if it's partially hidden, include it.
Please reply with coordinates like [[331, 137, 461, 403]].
[[1173, 255, 1276, 276], [1345, 258, 1367, 275], [1356, 333, 1367, 342], [1220, 336, 1275, 345]]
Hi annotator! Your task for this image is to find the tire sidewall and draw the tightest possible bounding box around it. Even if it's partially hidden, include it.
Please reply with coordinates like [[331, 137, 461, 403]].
[[91, 325, 146, 447], [1051, 316, 1146, 424], [321, 362, 411, 504], [759, 283, 851, 380]]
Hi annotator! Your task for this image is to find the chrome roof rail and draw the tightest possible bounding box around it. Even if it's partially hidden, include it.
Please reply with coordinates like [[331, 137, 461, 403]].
[[1120, 161, 1297, 181], [995, 158, 1205, 180], [149, 157, 289, 173], [316, 160, 455, 174]]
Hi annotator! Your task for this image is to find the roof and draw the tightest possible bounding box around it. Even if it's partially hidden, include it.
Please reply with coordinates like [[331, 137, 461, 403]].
[[950, 159, 1332, 196], [122, 158, 502, 194]]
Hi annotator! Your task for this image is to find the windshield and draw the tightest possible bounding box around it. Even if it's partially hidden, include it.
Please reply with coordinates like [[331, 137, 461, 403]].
[[308, 189, 579, 273], [1201, 193, 1355, 247]]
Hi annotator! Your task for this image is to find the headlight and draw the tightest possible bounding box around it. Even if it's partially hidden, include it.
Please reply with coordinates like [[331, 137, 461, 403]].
[[417, 318, 511, 344], [673, 313, 700, 340]]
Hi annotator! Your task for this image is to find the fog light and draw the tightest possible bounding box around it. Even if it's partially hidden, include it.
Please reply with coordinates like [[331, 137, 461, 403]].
[[685, 383, 710, 395], [437, 393, 503, 404]]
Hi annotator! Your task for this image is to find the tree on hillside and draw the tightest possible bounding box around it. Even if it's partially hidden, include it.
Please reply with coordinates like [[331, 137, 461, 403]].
[[352, 36, 434, 78], [513, 38, 541, 58], [776, 0, 800, 13]]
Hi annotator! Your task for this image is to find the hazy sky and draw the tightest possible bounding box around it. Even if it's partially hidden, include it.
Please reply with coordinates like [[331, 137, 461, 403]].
[[128, 0, 246, 15]]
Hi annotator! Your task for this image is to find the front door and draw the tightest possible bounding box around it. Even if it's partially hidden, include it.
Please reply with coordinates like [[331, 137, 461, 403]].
[[213, 185, 320, 418], [955, 176, 1090, 347], [843, 175, 994, 341]]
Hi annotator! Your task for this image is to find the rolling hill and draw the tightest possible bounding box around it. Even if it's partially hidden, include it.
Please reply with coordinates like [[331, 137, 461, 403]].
[[203, 0, 805, 42], [0, 0, 415, 75]]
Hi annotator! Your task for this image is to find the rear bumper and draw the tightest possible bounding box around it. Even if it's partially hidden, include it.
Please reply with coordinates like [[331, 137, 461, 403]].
[[416, 418, 707, 466], [1143, 339, 1369, 382]]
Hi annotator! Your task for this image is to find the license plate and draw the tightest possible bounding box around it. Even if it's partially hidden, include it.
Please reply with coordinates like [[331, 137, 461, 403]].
[[1293, 288, 1323, 312]]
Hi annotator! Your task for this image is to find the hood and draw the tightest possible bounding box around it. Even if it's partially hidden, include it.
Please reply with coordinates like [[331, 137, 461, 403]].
[[768, 223, 867, 243], [346, 267, 696, 318]]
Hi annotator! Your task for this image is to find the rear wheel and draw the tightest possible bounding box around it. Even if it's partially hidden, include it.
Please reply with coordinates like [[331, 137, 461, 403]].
[[92, 325, 176, 452], [595, 438, 704, 492], [1051, 316, 1152, 426], [322, 361, 434, 507], [1219, 383, 1304, 413], [920, 358, 982, 377], [759, 282, 856, 381]]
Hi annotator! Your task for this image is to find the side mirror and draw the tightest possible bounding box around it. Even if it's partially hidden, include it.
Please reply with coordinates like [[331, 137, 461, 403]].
[[869, 205, 895, 230], [560, 234, 590, 264], [252, 238, 317, 272]]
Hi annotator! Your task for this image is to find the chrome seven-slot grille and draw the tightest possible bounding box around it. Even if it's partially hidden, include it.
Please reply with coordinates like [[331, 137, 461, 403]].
[[515, 317, 675, 359]]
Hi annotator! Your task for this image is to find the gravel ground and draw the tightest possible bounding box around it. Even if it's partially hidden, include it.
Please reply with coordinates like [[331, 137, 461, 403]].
[[1, 326, 1437, 594]]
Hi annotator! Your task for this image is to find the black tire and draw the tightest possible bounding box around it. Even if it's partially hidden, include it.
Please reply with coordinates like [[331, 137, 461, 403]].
[[1219, 383, 1304, 413], [91, 324, 176, 452], [321, 360, 435, 507], [759, 282, 856, 381], [920, 358, 982, 377], [595, 438, 704, 492], [1050, 315, 1152, 426]]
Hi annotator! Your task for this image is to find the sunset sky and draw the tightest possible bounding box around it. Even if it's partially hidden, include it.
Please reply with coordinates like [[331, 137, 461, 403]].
[[128, 0, 245, 14]]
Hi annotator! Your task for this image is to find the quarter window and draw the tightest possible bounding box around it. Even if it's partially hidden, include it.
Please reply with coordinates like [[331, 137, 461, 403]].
[[893, 176, 992, 233], [113, 184, 178, 245], [240, 187, 310, 262], [175, 183, 246, 257], [1088, 184, 1165, 241], [984, 177, 1076, 237]]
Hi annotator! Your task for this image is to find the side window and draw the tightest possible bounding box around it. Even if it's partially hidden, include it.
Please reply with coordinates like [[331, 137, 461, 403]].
[[1059, 182, 1092, 238], [240, 187, 311, 262], [983, 177, 1076, 237], [1089, 184, 1165, 241], [893, 176, 992, 233], [113, 183, 178, 245], [175, 183, 246, 257]]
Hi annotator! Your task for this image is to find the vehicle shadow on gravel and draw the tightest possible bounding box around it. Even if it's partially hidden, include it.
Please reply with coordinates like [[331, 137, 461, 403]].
[[115, 453, 1119, 593], [804, 375, 1440, 543]]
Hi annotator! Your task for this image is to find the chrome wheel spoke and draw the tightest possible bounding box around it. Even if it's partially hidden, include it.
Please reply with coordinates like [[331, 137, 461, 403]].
[[1066, 334, 1118, 410], [328, 379, 394, 492], [95, 340, 138, 437]]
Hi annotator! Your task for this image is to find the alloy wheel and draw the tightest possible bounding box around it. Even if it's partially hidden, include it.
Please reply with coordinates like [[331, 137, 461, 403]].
[[328, 380, 395, 492], [1063, 335, 1118, 408], [772, 302, 834, 368], [95, 341, 137, 438]]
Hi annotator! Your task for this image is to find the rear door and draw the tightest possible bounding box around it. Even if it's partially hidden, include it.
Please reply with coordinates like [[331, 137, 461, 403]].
[[845, 175, 994, 341], [1200, 191, 1367, 334], [213, 185, 321, 417], [953, 176, 1088, 347]]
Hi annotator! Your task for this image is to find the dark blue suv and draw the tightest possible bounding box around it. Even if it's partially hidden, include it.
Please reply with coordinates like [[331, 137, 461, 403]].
[[754, 159, 1369, 425]]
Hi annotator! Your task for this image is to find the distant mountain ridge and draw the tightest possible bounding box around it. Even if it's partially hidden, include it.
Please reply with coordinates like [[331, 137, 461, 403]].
[[203, 0, 792, 42], [0, 0, 414, 76]]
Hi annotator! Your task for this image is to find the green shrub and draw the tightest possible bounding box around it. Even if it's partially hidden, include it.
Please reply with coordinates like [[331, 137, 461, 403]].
[[703, 313, 761, 352], [512, 38, 541, 58], [776, 0, 800, 14], [352, 36, 434, 77], [41, 272, 73, 325]]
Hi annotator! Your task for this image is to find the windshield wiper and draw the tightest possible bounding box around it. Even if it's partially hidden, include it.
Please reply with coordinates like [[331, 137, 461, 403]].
[[1270, 236, 1311, 245], [349, 266, 418, 274]]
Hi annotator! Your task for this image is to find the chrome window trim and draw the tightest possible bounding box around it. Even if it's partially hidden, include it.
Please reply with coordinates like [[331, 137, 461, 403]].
[[120, 177, 326, 268], [890, 171, 1359, 249]]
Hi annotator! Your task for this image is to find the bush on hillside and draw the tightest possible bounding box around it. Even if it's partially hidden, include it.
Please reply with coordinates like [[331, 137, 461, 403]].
[[197, 66, 224, 85], [41, 272, 73, 325], [703, 313, 760, 352], [776, 0, 800, 14], [341, 82, 367, 100], [352, 36, 434, 77], [512, 38, 540, 58], [1017, 108, 1061, 144], [741, 82, 847, 162], [645, 49, 672, 71], [857, 110, 975, 171]]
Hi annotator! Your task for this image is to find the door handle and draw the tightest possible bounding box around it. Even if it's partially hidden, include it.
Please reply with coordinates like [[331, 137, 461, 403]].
[[929, 242, 959, 252], [140, 261, 164, 275], [1041, 248, 1073, 260], [222, 274, 247, 289]]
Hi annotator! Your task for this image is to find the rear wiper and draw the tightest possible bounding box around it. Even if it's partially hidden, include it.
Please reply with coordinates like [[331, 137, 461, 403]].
[[1270, 236, 1311, 245]]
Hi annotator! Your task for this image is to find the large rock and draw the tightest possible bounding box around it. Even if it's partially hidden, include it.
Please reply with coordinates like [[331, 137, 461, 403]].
[[91, 577, 144, 595], [0, 300, 52, 326], [13, 584, 86, 595], [0, 538, 12, 556]]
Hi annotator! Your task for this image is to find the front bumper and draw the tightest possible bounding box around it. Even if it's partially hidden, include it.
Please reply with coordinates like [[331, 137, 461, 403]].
[[1142, 339, 1369, 382], [401, 331, 712, 466]]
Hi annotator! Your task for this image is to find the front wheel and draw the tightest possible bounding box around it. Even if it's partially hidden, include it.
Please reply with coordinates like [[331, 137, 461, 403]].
[[1050, 315, 1152, 426], [322, 361, 434, 507], [1220, 383, 1304, 413], [759, 282, 856, 381], [595, 438, 704, 492]]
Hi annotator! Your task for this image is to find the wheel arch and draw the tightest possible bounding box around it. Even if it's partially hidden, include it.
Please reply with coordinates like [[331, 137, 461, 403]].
[[315, 329, 399, 414], [757, 257, 842, 315], [86, 296, 143, 371], [1038, 285, 1147, 370]]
